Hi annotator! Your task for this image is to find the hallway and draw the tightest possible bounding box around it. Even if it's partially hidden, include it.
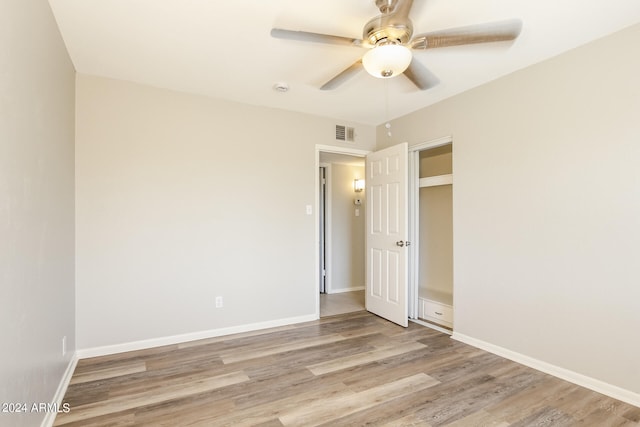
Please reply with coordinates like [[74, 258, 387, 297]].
[[320, 290, 365, 317]]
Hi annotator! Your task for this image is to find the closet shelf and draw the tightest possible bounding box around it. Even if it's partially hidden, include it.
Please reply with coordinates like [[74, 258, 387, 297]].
[[421, 288, 453, 306], [419, 174, 453, 188]]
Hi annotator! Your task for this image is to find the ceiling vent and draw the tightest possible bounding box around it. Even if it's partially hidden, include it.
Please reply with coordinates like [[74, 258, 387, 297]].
[[336, 125, 355, 142]]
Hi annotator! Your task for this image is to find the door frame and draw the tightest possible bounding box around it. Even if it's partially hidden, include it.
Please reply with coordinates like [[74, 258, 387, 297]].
[[315, 137, 453, 322], [315, 145, 371, 318], [319, 163, 330, 294], [408, 136, 453, 320]]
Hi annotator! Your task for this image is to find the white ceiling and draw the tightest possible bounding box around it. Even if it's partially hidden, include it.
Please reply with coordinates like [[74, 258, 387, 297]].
[[48, 0, 640, 126]]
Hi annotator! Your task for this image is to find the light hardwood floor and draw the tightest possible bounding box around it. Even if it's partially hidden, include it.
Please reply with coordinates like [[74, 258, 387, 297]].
[[55, 312, 639, 426], [320, 290, 365, 317]]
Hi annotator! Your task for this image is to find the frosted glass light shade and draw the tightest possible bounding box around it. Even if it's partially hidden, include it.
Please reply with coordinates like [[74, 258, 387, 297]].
[[362, 44, 412, 78]]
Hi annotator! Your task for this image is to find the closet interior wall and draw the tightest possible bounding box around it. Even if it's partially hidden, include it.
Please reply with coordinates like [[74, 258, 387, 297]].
[[418, 144, 454, 328]]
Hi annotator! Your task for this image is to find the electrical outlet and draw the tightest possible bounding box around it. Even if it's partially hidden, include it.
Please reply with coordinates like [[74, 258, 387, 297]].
[[62, 336, 67, 356], [215, 296, 223, 308]]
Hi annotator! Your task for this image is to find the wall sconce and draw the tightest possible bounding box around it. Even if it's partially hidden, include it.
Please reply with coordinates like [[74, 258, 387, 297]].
[[354, 179, 365, 193]]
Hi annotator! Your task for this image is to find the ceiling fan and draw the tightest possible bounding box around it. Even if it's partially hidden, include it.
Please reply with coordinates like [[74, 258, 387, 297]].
[[271, 0, 522, 90]]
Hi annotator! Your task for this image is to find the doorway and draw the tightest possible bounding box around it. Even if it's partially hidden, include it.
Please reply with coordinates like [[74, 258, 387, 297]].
[[316, 146, 369, 318], [315, 140, 454, 328]]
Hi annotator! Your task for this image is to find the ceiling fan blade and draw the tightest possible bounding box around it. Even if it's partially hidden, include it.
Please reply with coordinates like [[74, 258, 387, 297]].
[[410, 19, 522, 50], [271, 28, 363, 47], [403, 58, 439, 90], [320, 60, 363, 90]]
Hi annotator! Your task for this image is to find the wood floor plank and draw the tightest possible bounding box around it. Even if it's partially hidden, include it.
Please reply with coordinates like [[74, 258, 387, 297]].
[[278, 373, 440, 426], [134, 395, 237, 427], [577, 408, 639, 427], [54, 371, 249, 425], [379, 413, 433, 427], [552, 385, 614, 420], [69, 360, 147, 385], [486, 375, 579, 423], [442, 409, 509, 427], [413, 370, 544, 426], [54, 312, 639, 426], [624, 406, 640, 423], [203, 381, 352, 426], [235, 335, 381, 379], [337, 348, 439, 392], [306, 341, 427, 376], [225, 368, 318, 410], [314, 384, 439, 426], [220, 332, 369, 364], [509, 406, 576, 427]]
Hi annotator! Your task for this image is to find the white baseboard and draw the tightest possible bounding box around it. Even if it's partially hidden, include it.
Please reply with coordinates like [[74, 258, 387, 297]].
[[41, 353, 78, 427], [328, 286, 365, 294], [76, 314, 318, 359], [451, 332, 640, 408]]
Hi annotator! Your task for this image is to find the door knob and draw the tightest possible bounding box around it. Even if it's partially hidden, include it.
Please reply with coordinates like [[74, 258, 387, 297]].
[[396, 241, 405, 247]]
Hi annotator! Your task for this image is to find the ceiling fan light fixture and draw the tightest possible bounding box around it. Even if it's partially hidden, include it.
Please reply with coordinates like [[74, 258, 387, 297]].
[[362, 44, 412, 79]]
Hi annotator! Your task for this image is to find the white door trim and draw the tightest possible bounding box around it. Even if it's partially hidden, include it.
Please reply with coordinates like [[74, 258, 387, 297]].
[[408, 136, 453, 153], [319, 162, 332, 294], [316, 145, 371, 157], [315, 145, 371, 318]]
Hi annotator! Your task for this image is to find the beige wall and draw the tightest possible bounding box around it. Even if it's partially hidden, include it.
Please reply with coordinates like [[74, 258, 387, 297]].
[[0, 0, 76, 425], [419, 185, 453, 297], [377, 24, 640, 395], [419, 147, 454, 296], [328, 163, 365, 292], [420, 145, 452, 177], [75, 74, 375, 350]]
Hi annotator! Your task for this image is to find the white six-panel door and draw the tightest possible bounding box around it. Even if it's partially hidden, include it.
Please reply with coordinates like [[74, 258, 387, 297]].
[[365, 143, 408, 327]]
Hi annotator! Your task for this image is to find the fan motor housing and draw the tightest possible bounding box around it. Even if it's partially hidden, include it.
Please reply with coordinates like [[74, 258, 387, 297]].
[[363, 13, 413, 45]]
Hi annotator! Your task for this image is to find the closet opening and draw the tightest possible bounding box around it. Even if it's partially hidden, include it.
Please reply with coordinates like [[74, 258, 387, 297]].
[[409, 137, 454, 334]]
